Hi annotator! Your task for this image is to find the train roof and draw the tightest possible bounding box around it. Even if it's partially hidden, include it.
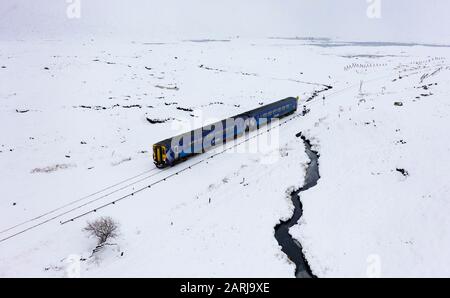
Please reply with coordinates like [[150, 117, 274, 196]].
[[154, 97, 298, 146]]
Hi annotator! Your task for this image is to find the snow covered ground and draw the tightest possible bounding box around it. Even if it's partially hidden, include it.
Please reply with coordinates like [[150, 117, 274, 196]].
[[0, 38, 449, 277], [290, 43, 450, 278]]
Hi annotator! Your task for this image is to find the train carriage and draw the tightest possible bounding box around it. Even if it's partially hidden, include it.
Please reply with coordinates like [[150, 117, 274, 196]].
[[153, 97, 298, 168]]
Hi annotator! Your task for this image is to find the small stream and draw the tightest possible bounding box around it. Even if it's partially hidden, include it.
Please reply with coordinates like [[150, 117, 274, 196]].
[[274, 132, 320, 278]]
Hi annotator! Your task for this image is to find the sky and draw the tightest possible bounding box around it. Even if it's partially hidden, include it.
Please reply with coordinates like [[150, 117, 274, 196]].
[[1, 0, 449, 43]]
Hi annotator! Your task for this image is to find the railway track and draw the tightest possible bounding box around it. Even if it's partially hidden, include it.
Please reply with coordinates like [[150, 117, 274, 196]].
[[0, 105, 309, 243]]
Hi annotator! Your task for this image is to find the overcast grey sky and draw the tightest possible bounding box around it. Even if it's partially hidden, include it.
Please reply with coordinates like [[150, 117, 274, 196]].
[[1, 0, 449, 42]]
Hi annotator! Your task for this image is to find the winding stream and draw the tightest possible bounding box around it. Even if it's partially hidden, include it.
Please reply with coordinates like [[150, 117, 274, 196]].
[[274, 132, 320, 278]]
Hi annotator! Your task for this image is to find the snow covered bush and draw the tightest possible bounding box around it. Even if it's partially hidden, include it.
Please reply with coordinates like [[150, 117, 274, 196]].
[[84, 217, 119, 245]]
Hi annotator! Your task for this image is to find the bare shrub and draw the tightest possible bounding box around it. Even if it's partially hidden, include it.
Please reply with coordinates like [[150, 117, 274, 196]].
[[84, 217, 119, 245], [31, 163, 75, 174]]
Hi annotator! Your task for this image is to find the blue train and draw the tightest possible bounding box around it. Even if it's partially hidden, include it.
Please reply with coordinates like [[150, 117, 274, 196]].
[[153, 97, 298, 168]]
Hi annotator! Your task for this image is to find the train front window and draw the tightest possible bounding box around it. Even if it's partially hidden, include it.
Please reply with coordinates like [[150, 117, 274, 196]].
[[153, 145, 166, 163]]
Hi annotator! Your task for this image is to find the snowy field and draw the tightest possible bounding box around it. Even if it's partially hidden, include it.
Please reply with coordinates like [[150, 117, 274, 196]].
[[0, 38, 449, 277]]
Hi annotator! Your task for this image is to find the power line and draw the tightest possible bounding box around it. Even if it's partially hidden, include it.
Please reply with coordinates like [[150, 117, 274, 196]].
[[0, 167, 159, 235]]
